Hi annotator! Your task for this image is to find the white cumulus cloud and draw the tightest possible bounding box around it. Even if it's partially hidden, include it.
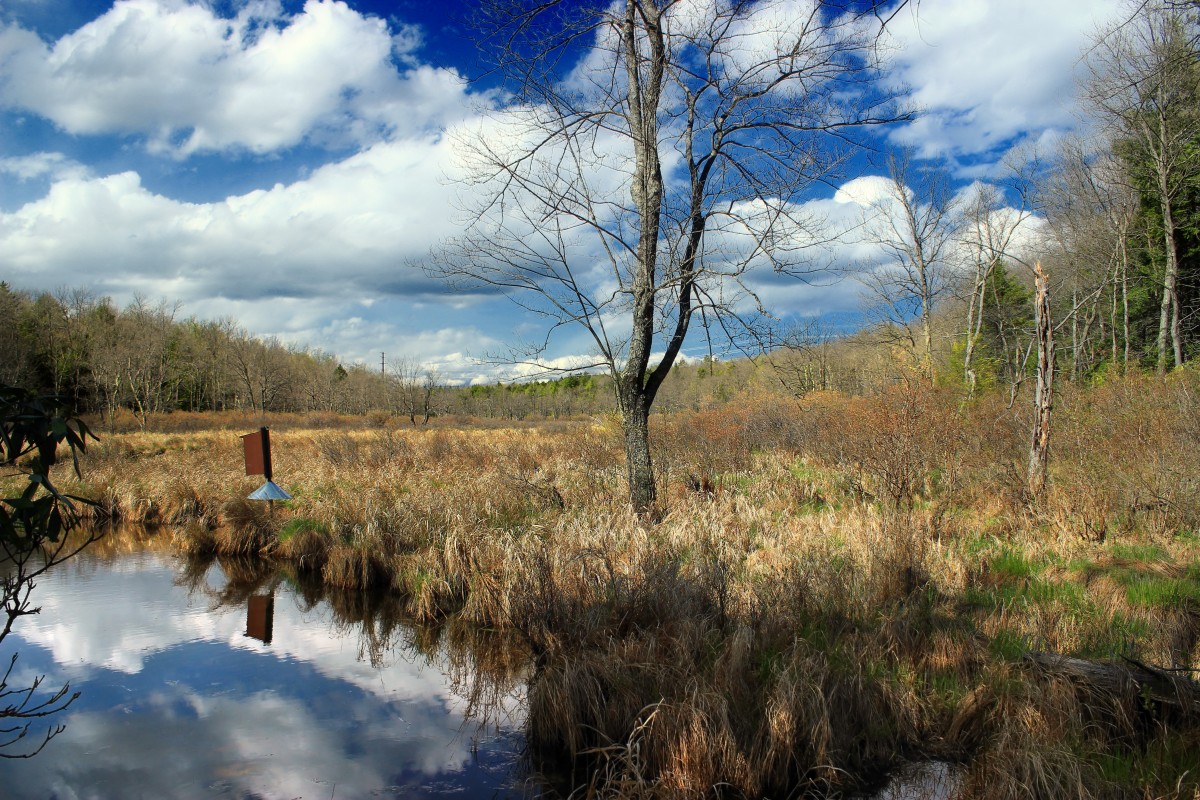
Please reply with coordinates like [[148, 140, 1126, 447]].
[[881, 0, 1124, 165], [0, 0, 474, 156], [0, 137, 460, 300], [0, 150, 89, 181]]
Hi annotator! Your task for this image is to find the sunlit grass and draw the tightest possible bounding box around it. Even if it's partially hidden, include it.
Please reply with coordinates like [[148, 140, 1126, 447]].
[[52, 374, 1200, 800]]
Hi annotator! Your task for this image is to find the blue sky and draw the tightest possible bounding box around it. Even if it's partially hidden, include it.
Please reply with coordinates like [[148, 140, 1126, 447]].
[[0, 0, 1124, 383]]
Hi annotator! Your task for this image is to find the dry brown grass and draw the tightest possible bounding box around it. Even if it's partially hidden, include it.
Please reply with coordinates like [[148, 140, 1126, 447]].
[[57, 376, 1200, 800]]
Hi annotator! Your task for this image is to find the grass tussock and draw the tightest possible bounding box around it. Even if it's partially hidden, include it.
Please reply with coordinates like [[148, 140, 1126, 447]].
[[57, 372, 1200, 799], [266, 518, 333, 569], [322, 542, 391, 591]]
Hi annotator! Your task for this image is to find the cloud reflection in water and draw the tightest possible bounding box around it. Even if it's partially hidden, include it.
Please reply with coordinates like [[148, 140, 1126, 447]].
[[0, 548, 528, 799]]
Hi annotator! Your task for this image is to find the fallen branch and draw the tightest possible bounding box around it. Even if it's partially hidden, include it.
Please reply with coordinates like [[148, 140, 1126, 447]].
[[1022, 651, 1200, 714]]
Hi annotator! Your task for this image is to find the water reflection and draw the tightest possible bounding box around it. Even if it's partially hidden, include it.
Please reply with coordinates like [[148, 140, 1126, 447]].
[[0, 536, 533, 799]]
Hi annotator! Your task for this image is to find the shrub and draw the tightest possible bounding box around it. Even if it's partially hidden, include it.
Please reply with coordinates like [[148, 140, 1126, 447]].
[[809, 383, 967, 508]]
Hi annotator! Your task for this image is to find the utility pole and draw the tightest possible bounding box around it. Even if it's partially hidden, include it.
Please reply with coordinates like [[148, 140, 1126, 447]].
[[380, 352, 385, 375]]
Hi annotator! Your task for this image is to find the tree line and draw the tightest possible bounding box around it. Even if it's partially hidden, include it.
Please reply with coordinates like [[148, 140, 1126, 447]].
[[0, 287, 444, 426], [0, 285, 632, 423], [0, 275, 964, 427]]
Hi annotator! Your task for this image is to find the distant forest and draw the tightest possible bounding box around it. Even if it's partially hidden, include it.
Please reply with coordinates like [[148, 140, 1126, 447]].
[[0, 236, 1195, 428], [0, 277, 947, 425]]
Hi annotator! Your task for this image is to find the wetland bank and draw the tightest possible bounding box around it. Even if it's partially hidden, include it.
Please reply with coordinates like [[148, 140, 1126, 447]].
[[29, 371, 1200, 799]]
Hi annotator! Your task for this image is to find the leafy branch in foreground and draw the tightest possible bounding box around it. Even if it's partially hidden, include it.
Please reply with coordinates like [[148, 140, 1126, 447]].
[[0, 383, 100, 758]]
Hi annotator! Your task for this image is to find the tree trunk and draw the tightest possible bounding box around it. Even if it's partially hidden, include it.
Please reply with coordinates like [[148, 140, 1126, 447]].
[[1028, 263, 1054, 502], [964, 281, 981, 393], [621, 397, 656, 515], [1070, 288, 1080, 381], [1171, 290, 1182, 368], [921, 305, 934, 383], [1120, 222, 1131, 369], [1156, 213, 1179, 374], [1155, 124, 1182, 373], [616, 0, 665, 518], [1110, 258, 1120, 366], [1022, 651, 1200, 713], [963, 257, 995, 395]]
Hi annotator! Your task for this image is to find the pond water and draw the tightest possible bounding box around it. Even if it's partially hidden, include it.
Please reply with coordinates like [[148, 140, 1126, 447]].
[[0, 544, 532, 799]]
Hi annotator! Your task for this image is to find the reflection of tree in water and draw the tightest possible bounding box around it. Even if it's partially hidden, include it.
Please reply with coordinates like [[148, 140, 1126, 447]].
[[442, 619, 530, 734], [58, 524, 158, 560], [175, 552, 529, 736]]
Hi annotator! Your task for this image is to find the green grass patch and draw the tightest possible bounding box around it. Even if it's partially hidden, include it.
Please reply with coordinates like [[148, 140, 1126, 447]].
[[1119, 568, 1200, 608], [958, 532, 996, 559], [788, 461, 827, 482], [1076, 612, 1151, 659], [277, 516, 330, 541], [399, 566, 434, 596], [728, 474, 754, 493], [795, 621, 835, 653], [928, 668, 970, 703], [988, 628, 1027, 661], [1106, 542, 1170, 562], [964, 575, 1086, 613], [1026, 577, 1087, 608], [963, 585, 999, 609], [991, 547, 1040, 579]]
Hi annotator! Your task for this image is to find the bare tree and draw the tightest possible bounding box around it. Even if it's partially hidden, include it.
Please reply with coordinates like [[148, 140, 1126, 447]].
[[229, 333, 292, 416], [85, 300, 127, 429], [336, 364, 388, 414], [417, 367, 441, 424], [388, 357, 440, 425], [86, 297, 183, 426], [433, 0, 907, 513], [958, 181, 1034, 393], [118, 298, 181, 428], [1035, 135, 1141, 376], [767, 317, 837, 396], [291, 350, 343, 412], [1083, 0, 1200, 372], [855, 149, 961, 381]]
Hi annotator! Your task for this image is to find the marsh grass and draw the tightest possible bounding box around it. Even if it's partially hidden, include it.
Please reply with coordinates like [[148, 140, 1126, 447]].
[[56, 374, 1200, 799]]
